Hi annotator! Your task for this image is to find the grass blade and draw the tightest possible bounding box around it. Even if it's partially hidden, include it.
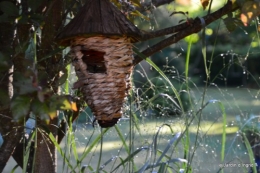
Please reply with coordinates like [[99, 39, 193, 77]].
[[64, 64, 71, 94], [133, 47, 184, 112], [156, 132, 181, 164], [185, 35, 192, 80], [78, 128, 110, 163], [81, 165, 94, 173], [136, 159, 151, 173], [143, 158, 187, 171], [217, 101, 227, 162], [10, 165, 19, 173], [111, 146, 150, 172], [158, 162, 166, 173], [99, 156, 118, 171], [242, 132, 257, 173], [48, 131, 75, 171], [153, 124, 175, 163], [115, 125, 130, 154]]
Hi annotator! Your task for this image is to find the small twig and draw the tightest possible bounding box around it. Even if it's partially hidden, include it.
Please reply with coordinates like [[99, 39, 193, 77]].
[[0, 114, 12, 120]]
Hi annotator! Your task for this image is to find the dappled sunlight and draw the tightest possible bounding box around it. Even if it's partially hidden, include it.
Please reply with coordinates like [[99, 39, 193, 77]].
[[72, 120, 239, 154], [251, 100, 260, 106], [189, 121, 239, 135]]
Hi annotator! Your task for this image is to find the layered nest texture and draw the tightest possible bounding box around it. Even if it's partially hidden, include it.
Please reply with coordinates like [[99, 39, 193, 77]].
[[71, 36, 133, 127]]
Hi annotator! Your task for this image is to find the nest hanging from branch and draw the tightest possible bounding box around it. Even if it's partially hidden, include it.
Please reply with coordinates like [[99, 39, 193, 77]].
[[71, 36, 133, 127], [56, 0, 142, 128]]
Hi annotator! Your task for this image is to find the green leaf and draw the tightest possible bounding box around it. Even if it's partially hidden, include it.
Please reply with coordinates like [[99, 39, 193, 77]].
[[223, 16, 243, 32], [0, 13, 9, 23], [31, 99, 49, 119], [0, 89, 10, 105], [60, 97, 74, 110], [28, 0, 44, 12], [30, 13, 44, 26], [13, 72, 37, 95], [0, 1, 19, 16], [224, 17, 237, 32], [50, 95, 77, 112], [0, 52, 10, 72], [11, 96, 31, 120], [58, 68, 68, 86], [17, 14, 29, 24]]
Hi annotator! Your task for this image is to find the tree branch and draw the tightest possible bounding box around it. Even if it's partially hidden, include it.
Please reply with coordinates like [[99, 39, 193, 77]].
[[140, 21, 190, 41], [134, 1, 238, 65]]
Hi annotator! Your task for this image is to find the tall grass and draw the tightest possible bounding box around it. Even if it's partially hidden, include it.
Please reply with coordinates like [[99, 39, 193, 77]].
[[12, 8, 260, 173], [49, 40, 232, 173]]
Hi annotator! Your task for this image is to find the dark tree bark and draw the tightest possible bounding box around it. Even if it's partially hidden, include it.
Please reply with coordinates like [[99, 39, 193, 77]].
[[0, 0, 24, 170], [0, 0, 63, 173]]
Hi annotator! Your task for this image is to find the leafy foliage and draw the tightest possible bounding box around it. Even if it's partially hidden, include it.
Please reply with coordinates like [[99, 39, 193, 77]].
[[11, 96, 31, 120], [0, 1, 19, 21], [240, 1, 260, 26]]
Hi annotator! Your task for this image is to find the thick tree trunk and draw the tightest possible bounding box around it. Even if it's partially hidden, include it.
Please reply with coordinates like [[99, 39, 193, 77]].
[[32, 0, 63, 172], [0, 118, 23, 172], [0, 12, 24, 172], [2, 0, 63, 172], [34, 118, 58, 173]]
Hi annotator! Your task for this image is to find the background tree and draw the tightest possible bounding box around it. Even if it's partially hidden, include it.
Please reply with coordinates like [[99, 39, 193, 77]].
[[0, 0, 258, 172]]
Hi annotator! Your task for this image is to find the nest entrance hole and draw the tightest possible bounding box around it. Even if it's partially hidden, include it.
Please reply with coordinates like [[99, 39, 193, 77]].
[[81, 49, 106, 73]]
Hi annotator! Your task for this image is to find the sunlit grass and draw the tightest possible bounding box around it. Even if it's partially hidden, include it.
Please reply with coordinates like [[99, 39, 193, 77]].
[[71, 121, 239, 154], [4, 87, 258, 173]]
